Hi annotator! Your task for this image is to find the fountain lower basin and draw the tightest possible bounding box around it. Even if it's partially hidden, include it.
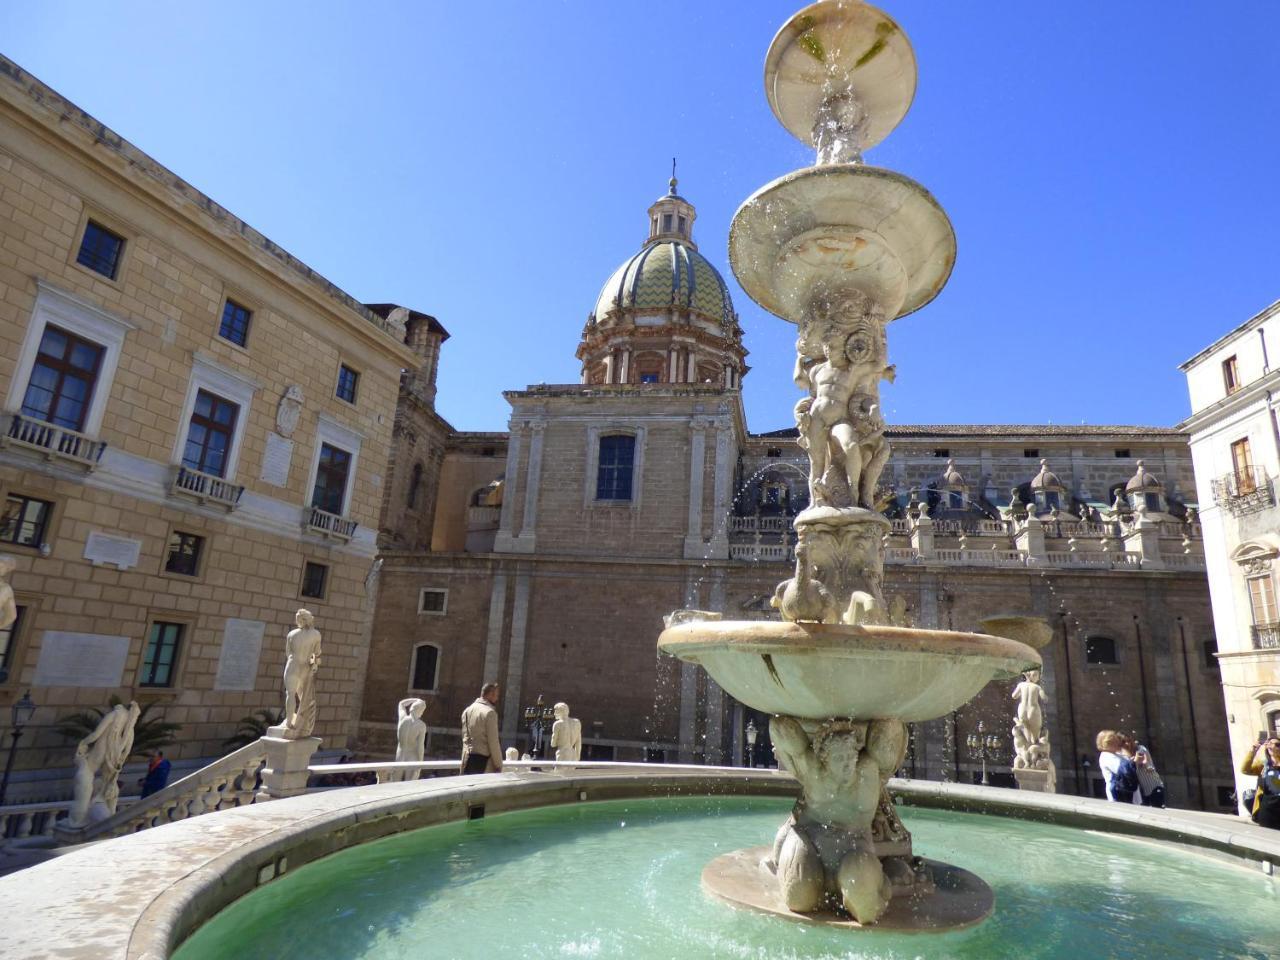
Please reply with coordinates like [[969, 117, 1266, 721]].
[[657, 620, 1040, 721]]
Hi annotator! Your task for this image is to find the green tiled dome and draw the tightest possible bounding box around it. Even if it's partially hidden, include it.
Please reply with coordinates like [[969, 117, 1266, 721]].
[[592, 239, 735, 327]]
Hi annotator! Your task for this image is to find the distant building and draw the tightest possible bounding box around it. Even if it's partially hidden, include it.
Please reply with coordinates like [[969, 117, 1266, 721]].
[[364, 182, 1233, 810], [0, 57, 419, 799], [1180, 300, 1280, 810]]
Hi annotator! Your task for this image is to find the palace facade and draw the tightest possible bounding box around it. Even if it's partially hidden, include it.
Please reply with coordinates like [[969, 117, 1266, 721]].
[[361, 182, 1234, 810]]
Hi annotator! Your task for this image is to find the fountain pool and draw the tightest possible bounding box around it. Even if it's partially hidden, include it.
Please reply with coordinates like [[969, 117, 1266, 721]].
[[173, 795, 1280, 960]]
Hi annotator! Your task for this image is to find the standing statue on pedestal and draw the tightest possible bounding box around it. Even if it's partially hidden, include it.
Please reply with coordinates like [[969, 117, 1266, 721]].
[[1011, 667, 1056, 792], [549, 702, 582, 762], [67, 700, 140, 828], [379, 698, 426, 783], [273, 609, 321, 740]]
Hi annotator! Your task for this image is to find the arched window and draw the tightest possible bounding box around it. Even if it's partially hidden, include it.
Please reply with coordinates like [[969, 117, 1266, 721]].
[[407, 462, 423, 509], [1084, 635, 1119, 665], [596, 434, 636, 501], [410, 643, 440, 692]]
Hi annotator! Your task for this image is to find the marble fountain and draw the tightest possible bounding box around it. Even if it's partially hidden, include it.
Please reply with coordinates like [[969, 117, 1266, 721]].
[[657, 0, 1041, 929]]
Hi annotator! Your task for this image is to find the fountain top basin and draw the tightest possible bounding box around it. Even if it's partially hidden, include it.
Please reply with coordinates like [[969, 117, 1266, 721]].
[[658, 620, 1040, 721], [764, 0, 917, 151], [728, 164, 956, 323]]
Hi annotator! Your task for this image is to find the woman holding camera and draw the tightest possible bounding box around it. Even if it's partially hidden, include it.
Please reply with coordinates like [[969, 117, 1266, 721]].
[[1241, 735, 1280, 828]]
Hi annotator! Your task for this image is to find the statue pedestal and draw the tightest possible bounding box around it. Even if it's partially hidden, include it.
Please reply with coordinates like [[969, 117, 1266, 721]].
[[1013, 765, 1057, 794], [258, 735, 321, 800]]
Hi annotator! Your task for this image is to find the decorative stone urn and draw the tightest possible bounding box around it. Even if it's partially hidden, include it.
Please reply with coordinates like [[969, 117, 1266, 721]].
[[658, 0, 1040, 931]]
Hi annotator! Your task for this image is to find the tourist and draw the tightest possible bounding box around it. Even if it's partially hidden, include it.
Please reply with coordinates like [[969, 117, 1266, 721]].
[[1241, 735, 1280, 828], [460, 682, 504, 774], [1122, 736, 1166, 808], [138, 751, 171, 798], [1095, 730, 1138, 803]]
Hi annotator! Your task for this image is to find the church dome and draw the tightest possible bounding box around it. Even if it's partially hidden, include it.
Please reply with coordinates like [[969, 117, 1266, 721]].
[[577, 172, 747, 390], [1030, 459, 1063, 490], [592, 239, 735, 328]]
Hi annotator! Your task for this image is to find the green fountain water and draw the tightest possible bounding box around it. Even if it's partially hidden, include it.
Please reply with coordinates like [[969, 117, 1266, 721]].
[[174, 797, 1280, 960]]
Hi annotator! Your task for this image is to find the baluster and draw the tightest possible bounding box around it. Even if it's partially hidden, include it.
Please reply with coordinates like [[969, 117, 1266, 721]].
[[15, 813, 33, 838]]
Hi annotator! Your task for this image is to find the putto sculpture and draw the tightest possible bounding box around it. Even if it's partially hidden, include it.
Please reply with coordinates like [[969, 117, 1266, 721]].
[[67, 700, 140, 828]]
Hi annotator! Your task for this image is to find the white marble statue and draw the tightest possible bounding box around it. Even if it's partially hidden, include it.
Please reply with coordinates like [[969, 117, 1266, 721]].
[[505, 747, 520, 762], [1011, 668, 1050, 770], [379, 698, 426, 783], [0, 555, 16, 632], [766, 715, 910, 924], [277, 609, 321, 740], [67, 700, 140, 828], [793, 303, 894, 510], [550, 702, 582, 762]]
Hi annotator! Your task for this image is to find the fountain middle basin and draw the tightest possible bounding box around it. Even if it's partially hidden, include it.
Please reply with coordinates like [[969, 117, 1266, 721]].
[[657, 620, 1038, 721]]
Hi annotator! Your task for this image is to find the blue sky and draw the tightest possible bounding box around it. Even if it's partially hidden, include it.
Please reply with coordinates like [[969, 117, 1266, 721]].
[[4, 2, 1279, 432]]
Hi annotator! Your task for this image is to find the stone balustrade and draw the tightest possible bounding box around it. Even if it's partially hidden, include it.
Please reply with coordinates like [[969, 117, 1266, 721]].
[[54, 740, 269, 844], [0, 801, 69, 849], [170, 464, 244, 510]]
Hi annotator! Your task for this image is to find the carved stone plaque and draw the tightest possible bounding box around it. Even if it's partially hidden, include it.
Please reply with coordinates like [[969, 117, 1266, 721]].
[[214, 618, 266, 691], [83, 532, 142, 570], [32, 631, 130, 687], [261, 433, 294, 487]]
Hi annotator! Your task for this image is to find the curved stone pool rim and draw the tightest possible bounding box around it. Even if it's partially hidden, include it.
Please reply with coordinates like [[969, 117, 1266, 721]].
[[2, 768, 1278, 960]]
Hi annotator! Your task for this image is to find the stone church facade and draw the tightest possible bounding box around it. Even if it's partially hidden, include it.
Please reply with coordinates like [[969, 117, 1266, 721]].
[[361, 182, 1235, 810]]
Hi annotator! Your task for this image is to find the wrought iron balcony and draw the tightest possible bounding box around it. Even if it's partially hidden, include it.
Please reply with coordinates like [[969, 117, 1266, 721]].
[[305, 505, 357, 542], [1, 413, 106, 470], [170, 465, 244, 510], [1212, 467, 1274, 517], [1252, 622, 1280, 650]]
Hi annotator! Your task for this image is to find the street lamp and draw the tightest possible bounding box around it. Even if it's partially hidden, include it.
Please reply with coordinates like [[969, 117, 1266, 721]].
[[521, 694, 556, 759], [745, 719, 758, 768], [964, 720, 1001, 786], [1081, 754, 1093, 797], [0, 690, 36, 806]]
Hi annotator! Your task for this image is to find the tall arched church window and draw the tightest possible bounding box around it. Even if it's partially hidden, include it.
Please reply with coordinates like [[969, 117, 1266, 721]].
[[410, 643, 440, 692]]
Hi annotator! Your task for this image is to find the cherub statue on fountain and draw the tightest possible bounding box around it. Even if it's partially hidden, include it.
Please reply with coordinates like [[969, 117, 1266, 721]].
[[793, 305, 895, 511]]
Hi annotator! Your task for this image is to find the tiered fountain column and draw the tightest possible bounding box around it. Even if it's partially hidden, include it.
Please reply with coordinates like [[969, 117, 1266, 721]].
[[659, 0, 1041, 931]]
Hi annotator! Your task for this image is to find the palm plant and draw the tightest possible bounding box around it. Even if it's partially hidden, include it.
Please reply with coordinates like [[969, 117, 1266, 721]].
[[222, 708, 284, 750], [53, 696, 181, 759]]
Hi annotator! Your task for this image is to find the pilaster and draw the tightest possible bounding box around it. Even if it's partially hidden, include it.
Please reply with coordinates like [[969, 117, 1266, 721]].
[[683, 417, 710, 558]]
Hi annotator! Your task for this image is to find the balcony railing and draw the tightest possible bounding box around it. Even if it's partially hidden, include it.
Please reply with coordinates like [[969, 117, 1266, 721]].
[[1212, 467, 1275, 517], [1, 413, 106, 470], [1252, 622, 1280, 650], [170, 465, 244, 510], [306, 505, 357, 542]]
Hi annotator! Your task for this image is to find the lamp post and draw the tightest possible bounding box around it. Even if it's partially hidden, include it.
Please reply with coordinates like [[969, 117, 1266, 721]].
[[0, 690, 36, 806], [745, 718, 758, 768], [964, 720, 1001, 786], [1081, 755, 1093, 797], [521, 694, 555, 759]]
